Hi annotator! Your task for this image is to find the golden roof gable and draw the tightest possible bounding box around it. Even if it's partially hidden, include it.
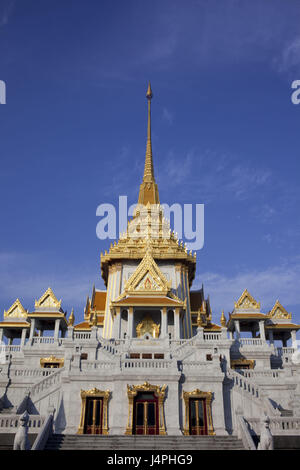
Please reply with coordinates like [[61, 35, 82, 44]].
[[4, 298, 28, 319], [34, 287, 62, 310], [234, 289, 261, 311], [268, 300, 292, 320]]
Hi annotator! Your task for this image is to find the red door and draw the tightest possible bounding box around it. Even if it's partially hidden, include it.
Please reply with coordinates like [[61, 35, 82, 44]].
[[189, 398, 208, 435], [133, 392, 159, 435]]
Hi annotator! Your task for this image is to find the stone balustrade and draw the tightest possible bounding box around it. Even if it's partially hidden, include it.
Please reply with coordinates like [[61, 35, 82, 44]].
[[122, 358, 172, 369], [247, 416, 300, 435], [73, 332, 91, 340], [0, 414, 45, 433], [30, 368, 63, 398], [241, 370, 282, 379], [13, 368, 53, 378], [203, 332, 222, 341], [81, 360, 116, 370], [275, 347, 295, 356]]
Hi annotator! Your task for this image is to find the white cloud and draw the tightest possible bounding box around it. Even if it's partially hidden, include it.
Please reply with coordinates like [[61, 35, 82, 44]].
[[0, 0, 15, 27], [274, 37, 300, 77], [162, 107, 174, 125]]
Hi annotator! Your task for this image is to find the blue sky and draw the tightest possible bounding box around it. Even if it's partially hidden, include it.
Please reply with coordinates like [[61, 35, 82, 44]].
[[0, 0, 300, 326]]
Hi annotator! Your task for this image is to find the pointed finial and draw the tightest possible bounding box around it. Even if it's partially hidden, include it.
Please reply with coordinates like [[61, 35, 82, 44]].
[[221, 310, 226, 327], [68, 308, 74, 326], [146, 82, 153, 100], [137, 82, 160, 206]]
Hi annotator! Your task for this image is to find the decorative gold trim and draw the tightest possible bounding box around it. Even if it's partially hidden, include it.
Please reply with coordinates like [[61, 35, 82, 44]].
[[77, 388, 111, 435], [4, 299, 28, 319], [40, 356, 64, 368], [268, 300, 292, 320], [125, 382, 167, 435], [231, 359, 255, 369], [34, 287, 62, 310], [234, 289, 260, 311], [182, 389, 215, 436], [124, 250, 170, 296]]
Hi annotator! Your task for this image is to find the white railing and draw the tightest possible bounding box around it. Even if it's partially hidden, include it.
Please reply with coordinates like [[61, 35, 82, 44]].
[[240, 370, 282, 379], [122, 359, 172, 369], [0, 414, 45, 433], [247, 417, 300, 435], [275, 347, 295, 356], [203, 332, 222, 341], [182, 360, 212, 370], [170, 337, 197, 358], [239, 338, 264, 346], [32, 337, 62, 345], [81, 360, 116, 370], [99, 337, 121, 356], [30, 368, 63, 398], [13, 368, 53, 378], [0, 345, 22, 353], [74, 332, 91, 340], [227, 369, 261, 400]]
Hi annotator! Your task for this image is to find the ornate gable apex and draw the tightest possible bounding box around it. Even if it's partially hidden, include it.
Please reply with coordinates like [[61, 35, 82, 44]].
[[234, 289, 261, 311], [268, 300, 292, 320], [124, 250, 171, 296], [4, 298, 28, 319], [35, 287, 62, 310]]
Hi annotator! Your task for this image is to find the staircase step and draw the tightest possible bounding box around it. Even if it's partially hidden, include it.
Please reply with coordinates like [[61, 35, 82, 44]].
[[45, 434, 244, 450]]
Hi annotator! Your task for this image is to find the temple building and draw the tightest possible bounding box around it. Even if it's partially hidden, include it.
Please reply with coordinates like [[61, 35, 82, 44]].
[[0, 84, 300, 450]]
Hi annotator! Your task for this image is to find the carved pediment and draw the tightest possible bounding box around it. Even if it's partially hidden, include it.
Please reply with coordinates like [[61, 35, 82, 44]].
[[268, 300, 291, 320], [234, 289, 260, 311], [4, 299, 28, 319], [35, 287, 62, 310], [125, 250, 170, 295]]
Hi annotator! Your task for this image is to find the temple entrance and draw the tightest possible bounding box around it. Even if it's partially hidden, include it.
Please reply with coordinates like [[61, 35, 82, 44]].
[[133, 392, 159, 435], [189, 398, 208, 435], [77, 388, 110, 435], [183, 389, 214, 436], [84, 397, 103, 434]]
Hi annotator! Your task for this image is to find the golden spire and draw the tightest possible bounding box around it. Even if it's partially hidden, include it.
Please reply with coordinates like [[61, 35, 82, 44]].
[[138, 82, 160, 206], [220, 311, 226, 327], [68, 308, 74, 327]]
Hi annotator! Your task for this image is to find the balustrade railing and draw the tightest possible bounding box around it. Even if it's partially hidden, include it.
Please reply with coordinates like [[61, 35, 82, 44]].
[[247, 417, 300, 435], [73, 332, 91, 340], [0, 414, 45, 433], [81, 360, 116, 370], [240, 370, 282, 379], [30, 367, 63, 398], [203, 332, 222, 341], [13, 368, 53, 378], [275, 347, 295, 356], [122, 358, 172, 369]]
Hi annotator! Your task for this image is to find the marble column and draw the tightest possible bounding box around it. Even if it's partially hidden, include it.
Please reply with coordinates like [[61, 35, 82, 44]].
[[259, 320, 266, 341], [234, 320, 240, 339], [20, 328, 27, 347], [161, 308, 168, 338], [291, 330, 298, 349], [174, 308, 180, 339], [54, 318, 60, 340], [29, 318, 36, 342], [127, 307, 133, 339]]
